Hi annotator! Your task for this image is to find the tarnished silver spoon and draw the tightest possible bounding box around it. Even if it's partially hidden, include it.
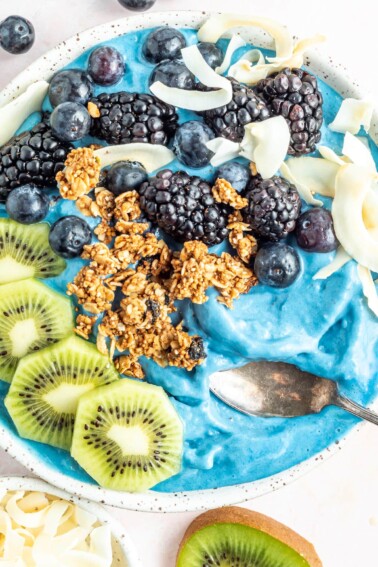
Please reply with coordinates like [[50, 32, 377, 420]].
[[209, 360, 378, 425]]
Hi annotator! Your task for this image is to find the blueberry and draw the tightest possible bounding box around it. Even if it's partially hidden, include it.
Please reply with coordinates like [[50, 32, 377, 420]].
[[0, 15, 34, 54], [198, 42, 223, 70], [88, 46, 125, 86], [254, 243, 301, 288], [143, 27, 186, 64], [295, 208, 338, 253], [6, 184, 49, 224], [173, 121, 215, 169], [49, 69, 94, 107], [50, 102, 91, 142], [118, 0, 156, 10], [149, 59, 194, 89], [107, 161, 148, 196], [49, 216, 92, 259], [216, 162, 251, 192]]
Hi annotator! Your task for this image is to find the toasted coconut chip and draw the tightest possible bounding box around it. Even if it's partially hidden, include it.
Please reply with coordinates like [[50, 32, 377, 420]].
[[332, 164, 378, 272], [215, 34, 246, 74], [0, 81, 49, 146], [342, 132, 376, 171], [240, 116, 290, 179], [329, 98, 374, 135], [281, 157, 339, 203], [357, 265, 378, 317], [313, 246, 351, 280], [207, 138, 240, 166], [150, 44, 232, 111], [94, 143, 175, 172], [228, 49, 266, 83], [197, 13, 294, 59]]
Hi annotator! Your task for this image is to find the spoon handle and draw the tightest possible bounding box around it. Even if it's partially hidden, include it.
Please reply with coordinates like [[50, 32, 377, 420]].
[[335, 395, 378, 426]]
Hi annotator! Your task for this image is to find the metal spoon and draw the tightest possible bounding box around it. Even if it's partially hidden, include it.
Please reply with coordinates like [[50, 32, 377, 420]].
[[209, 360, 378, 425]]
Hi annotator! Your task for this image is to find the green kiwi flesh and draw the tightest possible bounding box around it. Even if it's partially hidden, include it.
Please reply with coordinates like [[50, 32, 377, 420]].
[[0, 219, 66, 284], [0, 279, 74, 382], [177, 523, 310, 567], [71, 379, 184, 492], [5, 335, 120, 450]]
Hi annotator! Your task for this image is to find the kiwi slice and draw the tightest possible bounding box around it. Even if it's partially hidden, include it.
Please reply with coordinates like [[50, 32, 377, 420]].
[[177, 507, 322, 567], [0, 218, 66, 284], [71, 379, 183, 492], [5, 335, 120, 450], [0, 279, 73, 382]]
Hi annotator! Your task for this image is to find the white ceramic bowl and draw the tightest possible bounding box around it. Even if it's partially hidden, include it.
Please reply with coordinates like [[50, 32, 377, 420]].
[[0, 476, 141, 566], [0, 10, 377, 513]]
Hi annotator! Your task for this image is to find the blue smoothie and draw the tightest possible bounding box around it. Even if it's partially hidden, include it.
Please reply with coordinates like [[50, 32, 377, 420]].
[[0, 27, 377, 493]]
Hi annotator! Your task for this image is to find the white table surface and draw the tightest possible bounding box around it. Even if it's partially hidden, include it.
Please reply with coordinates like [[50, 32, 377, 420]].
[[0, 1, 377, 566]]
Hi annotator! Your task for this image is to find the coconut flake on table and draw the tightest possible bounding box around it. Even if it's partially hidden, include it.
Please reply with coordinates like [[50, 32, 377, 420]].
[[0, 81, 49, 147], [0, 490, 113, 567], [94, 143, 175, 172], [150, 44, 233, 111], [215, 34, 246, 74], [329, 98, 374, 135]]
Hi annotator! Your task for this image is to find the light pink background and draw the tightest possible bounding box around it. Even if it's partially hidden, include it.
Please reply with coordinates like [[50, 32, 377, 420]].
[[1, 2, 378, 566]]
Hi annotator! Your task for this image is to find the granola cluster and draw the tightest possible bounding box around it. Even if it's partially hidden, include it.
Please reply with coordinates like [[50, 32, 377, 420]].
[[62, 159, 258, 377], [167, 241, 257, 308], [56, 147, 101, 200], [227, 211, 258, 264]]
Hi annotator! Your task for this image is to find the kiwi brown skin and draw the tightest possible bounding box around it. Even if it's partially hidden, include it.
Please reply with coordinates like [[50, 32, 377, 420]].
[[177, 506, 322, 567]]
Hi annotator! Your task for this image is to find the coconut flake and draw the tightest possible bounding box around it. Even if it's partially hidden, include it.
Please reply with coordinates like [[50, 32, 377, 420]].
[[215, 34, 246, 74], [0, 81, 49, 146], [329, 98, 374, 135], [198, 14, 294, 59], [240, 116, 290, 178], [342, 132, 376, 171], [318, 146, 346, 166], [313, 246, 351, 280], [206, 138, 240, 166], [280, 157, 338, 204], [357, 265, 378, 317], [150, 44, 232, 111], [94, 143, 175, 172], [228, 49, 267, 83], [332, 164, 378, 272]]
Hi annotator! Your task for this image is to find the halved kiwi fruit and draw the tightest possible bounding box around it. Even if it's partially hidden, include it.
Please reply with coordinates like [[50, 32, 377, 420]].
[[5, 335, 120, 450], [0, 279, 74, 382], [71, 379, 184, 492], [0, 219, 66, 284], [177, 507, 322, 567]]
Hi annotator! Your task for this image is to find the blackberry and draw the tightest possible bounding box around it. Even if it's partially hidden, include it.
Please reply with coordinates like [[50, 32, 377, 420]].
[[255, 67, 323, 155], [0, 121, 72, 202], [243, 175, 301, 241], [89, 92, 178, 146], [201, 78, 271, 142], [188, 337, 206, 361], [139, 170, 229, 246]]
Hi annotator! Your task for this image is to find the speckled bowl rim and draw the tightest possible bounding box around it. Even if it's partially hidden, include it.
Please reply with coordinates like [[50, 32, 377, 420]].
[[0, 10, 376, 513], [0, 476, 141, 565]]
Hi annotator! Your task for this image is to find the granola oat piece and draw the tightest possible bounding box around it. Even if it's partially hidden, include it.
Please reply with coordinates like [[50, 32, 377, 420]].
[[81, 243, 121, 276], [113, 231, 164, 268], [212, 178, 248, 210], [76, 195, 100, 217], [74, 314, 97, 339], [94, 219, 116, 244], [227, 213, 258, 264], [87, 101, 101, 118], [114, 191, 142, 222], [212, 252, 258, 308], [115, 221, 149, 235], [56, 147, 101, 200], [67, 266, 114, 314], [94, 187, 115, 221], [115, 355, 145, 379]]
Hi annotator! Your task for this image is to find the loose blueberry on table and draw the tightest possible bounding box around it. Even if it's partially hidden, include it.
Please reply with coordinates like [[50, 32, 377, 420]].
[[0, 13, 377, 502]]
